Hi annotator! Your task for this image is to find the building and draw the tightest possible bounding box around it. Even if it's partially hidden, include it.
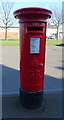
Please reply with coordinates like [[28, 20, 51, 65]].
[[0, 24, 62, 40], [47, 23, 62, 39], [0, 27, 19, 40]]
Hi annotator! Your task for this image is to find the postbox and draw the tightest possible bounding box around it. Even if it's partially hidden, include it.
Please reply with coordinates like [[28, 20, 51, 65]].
[[13, 8, 52, 108]]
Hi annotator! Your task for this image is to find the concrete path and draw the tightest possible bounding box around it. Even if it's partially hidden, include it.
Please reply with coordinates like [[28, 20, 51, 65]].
[[0, 45, 63, 118], [0, 45, 62, 95]]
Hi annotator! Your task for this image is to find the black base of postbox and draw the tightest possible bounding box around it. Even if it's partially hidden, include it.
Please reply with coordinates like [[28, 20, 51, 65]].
[[20, 89, 43, 109]]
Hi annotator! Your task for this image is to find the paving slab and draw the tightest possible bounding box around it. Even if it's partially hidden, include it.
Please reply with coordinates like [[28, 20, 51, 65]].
[[2, 91, 62, 118]]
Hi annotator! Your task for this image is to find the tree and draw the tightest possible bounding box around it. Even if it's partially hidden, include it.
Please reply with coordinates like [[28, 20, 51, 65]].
[[51, 8, 62, 40], [0, 1, 15, 40]]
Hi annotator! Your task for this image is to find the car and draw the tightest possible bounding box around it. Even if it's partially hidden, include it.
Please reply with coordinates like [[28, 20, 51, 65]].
[[47, 36, 56, 39]]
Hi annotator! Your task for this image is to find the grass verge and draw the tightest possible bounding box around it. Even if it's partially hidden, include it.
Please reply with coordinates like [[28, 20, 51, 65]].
[[46, 39, 64, 45], [0, 39, 64, 46], [0, 40, 19, 46]]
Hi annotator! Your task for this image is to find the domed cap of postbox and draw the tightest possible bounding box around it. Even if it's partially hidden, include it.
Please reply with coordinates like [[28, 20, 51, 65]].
[[13, 7, 52, 22]]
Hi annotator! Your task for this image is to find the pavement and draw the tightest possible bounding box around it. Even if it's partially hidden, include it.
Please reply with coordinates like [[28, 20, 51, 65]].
[[0, 45, 63, 119]]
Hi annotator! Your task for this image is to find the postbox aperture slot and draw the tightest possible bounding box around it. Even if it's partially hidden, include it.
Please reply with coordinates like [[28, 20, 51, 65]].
[[30, 37, 40, 54], [28, 27, 43, 31]]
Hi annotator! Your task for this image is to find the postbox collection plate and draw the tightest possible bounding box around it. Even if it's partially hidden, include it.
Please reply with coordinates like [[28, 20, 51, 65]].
[[30, 37, 40, 53]]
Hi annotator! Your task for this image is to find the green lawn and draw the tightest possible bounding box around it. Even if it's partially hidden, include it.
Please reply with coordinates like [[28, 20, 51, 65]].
[[0, 39, 64, 46], [0, 40, 19, 46], [46, 39, 64, 45]]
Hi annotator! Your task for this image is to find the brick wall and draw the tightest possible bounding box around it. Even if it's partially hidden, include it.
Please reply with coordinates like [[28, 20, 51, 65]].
[[0, 27, 19, 40]]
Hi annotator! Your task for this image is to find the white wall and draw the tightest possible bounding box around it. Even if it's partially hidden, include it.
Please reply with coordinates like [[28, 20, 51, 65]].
[[46, 28, 57, 37], [46, 28, 62, 39]]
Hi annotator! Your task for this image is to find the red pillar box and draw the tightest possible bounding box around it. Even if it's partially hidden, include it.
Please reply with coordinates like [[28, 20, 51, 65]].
[[13, 8, 52, 108]]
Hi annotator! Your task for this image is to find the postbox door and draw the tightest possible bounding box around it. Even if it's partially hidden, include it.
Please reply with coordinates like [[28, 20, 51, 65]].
[[20, 23, 46, 92], [20, 32, 46, 92]]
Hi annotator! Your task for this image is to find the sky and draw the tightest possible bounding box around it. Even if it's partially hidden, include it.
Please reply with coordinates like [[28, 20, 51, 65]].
[[13, 0, 63, 11], [0, 0, 63, 11], [0, 0, 63, 2], [0, 0, 63, 27]]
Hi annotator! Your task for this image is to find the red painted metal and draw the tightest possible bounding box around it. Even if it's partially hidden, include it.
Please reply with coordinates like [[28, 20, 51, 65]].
[[14, 8, 52, 92]]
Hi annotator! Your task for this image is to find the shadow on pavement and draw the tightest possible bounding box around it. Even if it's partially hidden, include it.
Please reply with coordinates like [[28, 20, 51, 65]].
[[0, 65, 62, 118], [2, 65, 20, 95], [55, 66, 64, 70], [56, 44, 64, 47]]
